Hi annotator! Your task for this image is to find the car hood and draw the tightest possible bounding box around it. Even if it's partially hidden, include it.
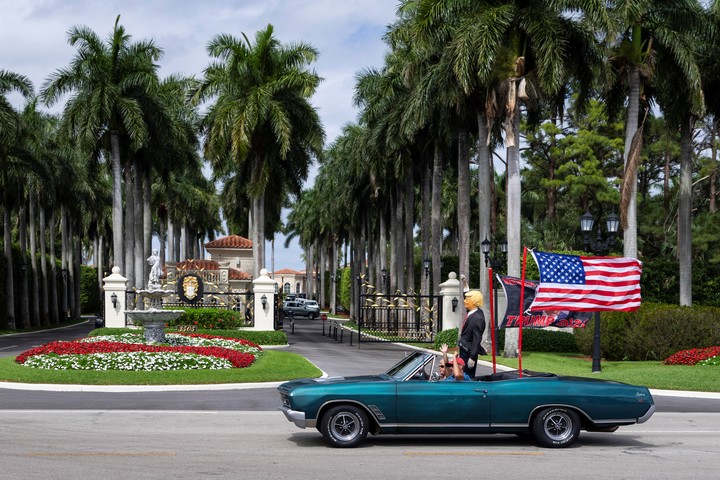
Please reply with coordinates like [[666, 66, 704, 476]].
[[278, 375, 389, 392]]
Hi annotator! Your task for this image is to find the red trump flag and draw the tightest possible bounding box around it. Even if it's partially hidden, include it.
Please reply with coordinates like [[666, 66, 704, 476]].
[[528, 250, 642, 312]]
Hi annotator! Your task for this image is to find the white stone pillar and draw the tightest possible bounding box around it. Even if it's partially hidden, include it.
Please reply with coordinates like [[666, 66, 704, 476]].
[[439, 272, 462, 331], [103, 266, 128, 328], [250, 268, 276, 331]]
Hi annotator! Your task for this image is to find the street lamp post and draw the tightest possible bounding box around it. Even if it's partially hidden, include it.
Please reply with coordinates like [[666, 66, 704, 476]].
[[481, 237, 507, 355], [380, 267, 388, 293], [580, 211, 620, 373]]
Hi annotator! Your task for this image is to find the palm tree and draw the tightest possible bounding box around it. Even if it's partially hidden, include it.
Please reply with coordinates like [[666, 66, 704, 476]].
[[603, 0, 706, 260], [195, 24, 324, 277], [1, 70, 33, 329], [41, 15, 162, 278]]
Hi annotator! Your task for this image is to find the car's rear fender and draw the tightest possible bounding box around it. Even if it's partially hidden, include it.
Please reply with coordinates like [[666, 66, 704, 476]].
[[528, 404, 594, 431]]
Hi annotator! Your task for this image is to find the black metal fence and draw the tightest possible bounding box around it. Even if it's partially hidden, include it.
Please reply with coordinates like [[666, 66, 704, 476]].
[[124, 290, 254, 327], [358, 293, 442, 343]]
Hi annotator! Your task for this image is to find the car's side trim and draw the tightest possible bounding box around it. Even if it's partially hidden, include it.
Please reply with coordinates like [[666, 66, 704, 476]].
[[378, 423, 492, 429]]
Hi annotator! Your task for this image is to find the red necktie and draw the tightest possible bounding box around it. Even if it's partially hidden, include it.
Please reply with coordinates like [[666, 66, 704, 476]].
[[461, 313, 468, 331]]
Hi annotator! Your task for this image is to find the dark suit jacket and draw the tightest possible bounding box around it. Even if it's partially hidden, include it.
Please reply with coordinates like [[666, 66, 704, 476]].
[[458, 309, 486, 358]]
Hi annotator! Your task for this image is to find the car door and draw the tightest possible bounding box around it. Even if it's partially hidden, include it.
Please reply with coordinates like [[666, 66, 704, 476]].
[[394, 380, 492, 432]]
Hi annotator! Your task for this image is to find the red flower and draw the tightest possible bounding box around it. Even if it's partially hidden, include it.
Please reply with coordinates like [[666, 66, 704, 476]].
[[16, 341, 256, 368], [664, 346, 720, 366]]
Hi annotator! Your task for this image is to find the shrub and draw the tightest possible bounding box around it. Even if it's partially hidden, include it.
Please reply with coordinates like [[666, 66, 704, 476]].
[[518, 328, 577, 353], [573, 303, 720, 361], [168, 308, 247, 330], [80, 266, 100, 314]]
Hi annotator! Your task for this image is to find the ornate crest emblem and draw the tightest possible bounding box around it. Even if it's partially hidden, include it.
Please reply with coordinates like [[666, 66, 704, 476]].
[[178, 273, 203, 303]]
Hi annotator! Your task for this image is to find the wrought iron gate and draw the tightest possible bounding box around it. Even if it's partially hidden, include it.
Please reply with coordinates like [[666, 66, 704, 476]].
[[358, 293, 442, 343]]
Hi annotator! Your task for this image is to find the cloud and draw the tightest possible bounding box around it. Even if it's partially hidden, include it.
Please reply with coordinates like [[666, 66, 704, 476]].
[[1, 0, 398, 270]]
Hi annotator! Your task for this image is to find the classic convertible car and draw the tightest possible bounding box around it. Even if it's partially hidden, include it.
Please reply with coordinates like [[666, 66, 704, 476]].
[[278, 352, 655, 448]]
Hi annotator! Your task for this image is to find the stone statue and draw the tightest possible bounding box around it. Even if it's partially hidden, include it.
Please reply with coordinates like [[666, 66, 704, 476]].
[[147, 250, 162, 288]]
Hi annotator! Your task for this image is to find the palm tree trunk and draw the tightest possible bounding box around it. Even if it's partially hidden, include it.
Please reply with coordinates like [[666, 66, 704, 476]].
[[421, 161, 431, 297], [18, 200, 30, 328], [49, 209, 59, 324], [110, 131, 124, 276], [252, 194, 265, 277], [678, 115, 693, 306], [623, 63, 640, 259], [39, 206, 49, 326], [29, 190, 40, 327], [504, 104, 522, 358], [124, 158, 135, 287], [457, 128, 471, 287], [431, 142, 443, 295], [60, 206, 69, 321], [477, 110, 493, 352], [74, 230, 82, 318], [710, 119, 717, 214], [133, 159, 144, 288], [143, 171, 152, 268], [379, 212, 388, 294], [167, 217, 175, 263], [404, 167, 414, 293], [3, 207, 16, 329], [390, 189, 399, 294]]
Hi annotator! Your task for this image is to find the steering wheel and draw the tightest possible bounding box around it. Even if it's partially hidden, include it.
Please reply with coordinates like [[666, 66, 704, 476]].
[[429, 371, 440, 382]]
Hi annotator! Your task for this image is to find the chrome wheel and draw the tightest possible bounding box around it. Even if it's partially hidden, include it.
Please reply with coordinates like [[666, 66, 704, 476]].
[[320, 405, 369, 448], [532, 407, 580, 448]]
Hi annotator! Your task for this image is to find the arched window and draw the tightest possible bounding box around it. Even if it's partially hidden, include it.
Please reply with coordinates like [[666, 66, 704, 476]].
[[296, 282, 301, 293], [283, 282, 291, 294]]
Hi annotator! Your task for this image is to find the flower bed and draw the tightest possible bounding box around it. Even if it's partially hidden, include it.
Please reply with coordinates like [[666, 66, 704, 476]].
[[16, 332, 262, 371], [664, 346, 720, 366]]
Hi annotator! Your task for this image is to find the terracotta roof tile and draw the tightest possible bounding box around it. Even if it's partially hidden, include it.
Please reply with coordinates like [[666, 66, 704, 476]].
[[229, 268, 252, 280], [274, 268, 305, 275], [205, 235, 253, 249]]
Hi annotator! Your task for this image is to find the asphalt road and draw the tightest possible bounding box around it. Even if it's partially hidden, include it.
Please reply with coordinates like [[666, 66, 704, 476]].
[[1, 410, 719, 479], [1, 318, 720, 413]]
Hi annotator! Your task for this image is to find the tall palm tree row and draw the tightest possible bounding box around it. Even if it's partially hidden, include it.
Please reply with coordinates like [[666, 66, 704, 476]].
[[284, 0, 720, 356]]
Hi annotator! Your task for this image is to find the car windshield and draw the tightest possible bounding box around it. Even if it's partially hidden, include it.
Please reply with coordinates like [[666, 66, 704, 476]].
[[384, 352, 431, 380]]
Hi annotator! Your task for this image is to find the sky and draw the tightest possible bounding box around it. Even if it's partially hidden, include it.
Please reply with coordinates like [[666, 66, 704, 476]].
[[0, 0, 399, 271]]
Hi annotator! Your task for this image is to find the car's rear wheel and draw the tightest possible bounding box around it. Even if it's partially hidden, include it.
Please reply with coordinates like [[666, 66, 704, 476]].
[[320, 405, 369, 448], [532, 407, 580, 448]]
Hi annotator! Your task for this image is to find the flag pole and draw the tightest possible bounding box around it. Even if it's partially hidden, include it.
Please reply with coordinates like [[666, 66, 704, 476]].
[[518, 247, 529, 377], [488, 266, 497, 373]]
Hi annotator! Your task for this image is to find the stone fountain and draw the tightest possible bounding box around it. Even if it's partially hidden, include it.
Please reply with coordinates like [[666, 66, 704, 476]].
[[125, 251, 184, 343]]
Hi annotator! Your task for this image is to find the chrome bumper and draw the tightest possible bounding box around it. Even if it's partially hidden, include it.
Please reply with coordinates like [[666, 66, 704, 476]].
[[279, 406, 309, 428], [637, 404, 656, 424]]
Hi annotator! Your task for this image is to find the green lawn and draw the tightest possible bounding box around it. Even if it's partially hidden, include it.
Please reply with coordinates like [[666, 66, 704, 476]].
[[0, 350, 321, 385], [486, 352, 719, 392]]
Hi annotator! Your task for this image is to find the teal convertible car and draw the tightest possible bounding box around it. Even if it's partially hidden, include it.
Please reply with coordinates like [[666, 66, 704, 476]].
[[278, 351, 655, 448]]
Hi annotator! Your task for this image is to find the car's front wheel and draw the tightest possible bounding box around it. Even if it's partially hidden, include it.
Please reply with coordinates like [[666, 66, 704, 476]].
[[320, 405, 369, 448], [532, 407, 580, 448], [308, 312, 317, 319]]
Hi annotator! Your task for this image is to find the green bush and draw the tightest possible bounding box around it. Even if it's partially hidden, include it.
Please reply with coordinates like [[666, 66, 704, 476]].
[[433, 328, 458, 350], [80, 266, 100, 314], [573, 303, 720, 361], [168, 308, 247, 330], [518, 328, 578, 353]]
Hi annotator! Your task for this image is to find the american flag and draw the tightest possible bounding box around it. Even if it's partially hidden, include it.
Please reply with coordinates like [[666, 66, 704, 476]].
[[528, 250, 642, 312]]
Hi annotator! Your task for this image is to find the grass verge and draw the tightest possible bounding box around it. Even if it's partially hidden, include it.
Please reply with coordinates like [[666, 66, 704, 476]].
[[487, 352, 719, 392]]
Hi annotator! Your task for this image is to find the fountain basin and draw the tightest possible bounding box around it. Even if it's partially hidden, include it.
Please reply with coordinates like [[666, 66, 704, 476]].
[[125, 309, 184, 343]]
